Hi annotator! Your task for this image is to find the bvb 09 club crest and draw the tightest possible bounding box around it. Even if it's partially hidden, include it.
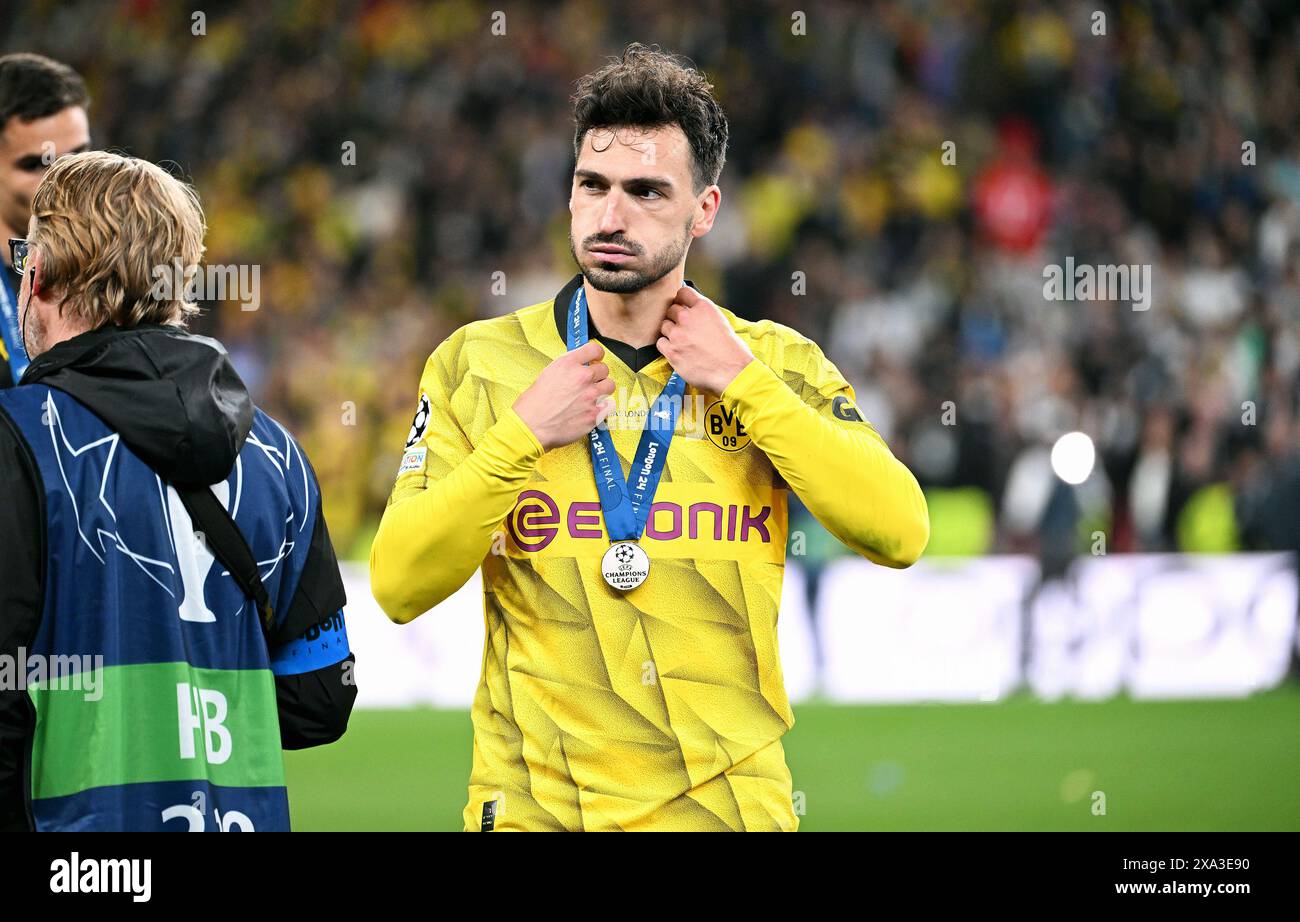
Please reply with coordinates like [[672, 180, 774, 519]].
[[704, 400, 750, 451]]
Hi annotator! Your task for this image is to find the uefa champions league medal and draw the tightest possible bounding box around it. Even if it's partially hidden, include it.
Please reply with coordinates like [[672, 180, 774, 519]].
[[566, 286, 684, 592], [601, 540, 651, 591]]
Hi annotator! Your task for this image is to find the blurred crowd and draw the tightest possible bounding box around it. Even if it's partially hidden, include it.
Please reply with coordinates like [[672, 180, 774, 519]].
[[5, 0, 1299, 563]]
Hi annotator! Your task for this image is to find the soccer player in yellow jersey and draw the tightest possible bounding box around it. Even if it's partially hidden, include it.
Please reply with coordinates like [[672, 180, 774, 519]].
[[370, 43, 930, 831]]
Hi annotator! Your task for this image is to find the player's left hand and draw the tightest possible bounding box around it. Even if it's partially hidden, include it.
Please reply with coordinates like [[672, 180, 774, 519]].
[[658, 286, 755, 395]]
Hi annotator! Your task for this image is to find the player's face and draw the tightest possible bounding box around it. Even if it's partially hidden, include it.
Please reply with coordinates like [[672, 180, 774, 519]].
[[569, 123, 717, 294], [0, 107, 90, 247]]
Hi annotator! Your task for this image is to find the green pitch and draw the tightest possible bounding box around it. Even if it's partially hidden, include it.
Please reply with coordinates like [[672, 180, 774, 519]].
[[283, 682, 1300, 831]]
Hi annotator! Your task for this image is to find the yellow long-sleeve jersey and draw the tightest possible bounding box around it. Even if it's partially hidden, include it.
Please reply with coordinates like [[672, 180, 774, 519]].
[[370, 274, 930, 831]]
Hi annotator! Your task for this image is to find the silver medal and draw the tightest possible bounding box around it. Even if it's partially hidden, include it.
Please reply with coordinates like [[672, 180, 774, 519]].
[[601, 541, 650, 591]]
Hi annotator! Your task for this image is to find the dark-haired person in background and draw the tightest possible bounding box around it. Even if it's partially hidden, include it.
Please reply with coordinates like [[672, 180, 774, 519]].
[[371, 44, 929, 831], [0, 53, 89, 386]]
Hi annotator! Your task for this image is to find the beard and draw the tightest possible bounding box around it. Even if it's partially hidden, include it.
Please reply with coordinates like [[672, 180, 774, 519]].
[[570, 220, 693, 294], [20, 292, 46, 360]]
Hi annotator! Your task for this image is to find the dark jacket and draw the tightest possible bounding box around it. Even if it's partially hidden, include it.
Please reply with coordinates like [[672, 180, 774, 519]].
[[0, 324, 357, 831]]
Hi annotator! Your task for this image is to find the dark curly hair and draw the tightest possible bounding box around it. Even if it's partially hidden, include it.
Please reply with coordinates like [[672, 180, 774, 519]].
[[572, 43, 729, 192]]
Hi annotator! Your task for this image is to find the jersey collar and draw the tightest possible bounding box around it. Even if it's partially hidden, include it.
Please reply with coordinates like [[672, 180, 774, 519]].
[[551, 273, 702, 374]]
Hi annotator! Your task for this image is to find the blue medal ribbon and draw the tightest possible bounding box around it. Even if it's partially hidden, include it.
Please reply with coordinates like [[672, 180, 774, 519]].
[[567, 285, 685, 542], [0, 267, 29, 383]]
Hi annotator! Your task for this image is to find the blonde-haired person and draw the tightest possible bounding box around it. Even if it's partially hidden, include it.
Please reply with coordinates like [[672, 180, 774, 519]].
[[23, 150, 204, 343], [0, 150, 357, 832]]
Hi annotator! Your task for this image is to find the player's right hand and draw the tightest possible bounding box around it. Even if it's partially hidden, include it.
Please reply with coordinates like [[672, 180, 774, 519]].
[[512, 341, 616, 450]]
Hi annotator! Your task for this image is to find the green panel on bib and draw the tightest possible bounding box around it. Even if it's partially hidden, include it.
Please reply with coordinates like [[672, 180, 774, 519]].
[[29, 662, 284, 800]]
